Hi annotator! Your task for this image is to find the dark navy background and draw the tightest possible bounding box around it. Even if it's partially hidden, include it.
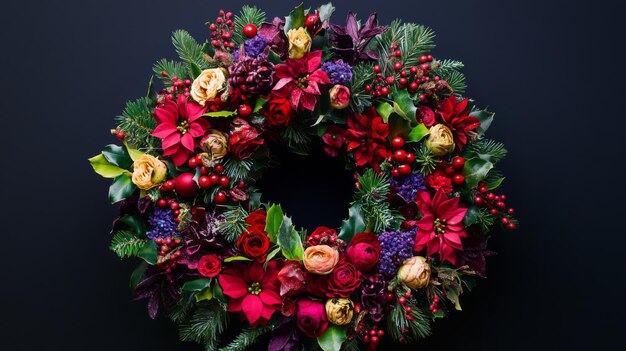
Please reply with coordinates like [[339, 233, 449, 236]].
[[1, 0, 624, 350]]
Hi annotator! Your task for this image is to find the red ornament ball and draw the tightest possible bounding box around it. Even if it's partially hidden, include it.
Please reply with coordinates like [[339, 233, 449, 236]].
[[242, 24, 257, 38], [175, 172, 199, 198]]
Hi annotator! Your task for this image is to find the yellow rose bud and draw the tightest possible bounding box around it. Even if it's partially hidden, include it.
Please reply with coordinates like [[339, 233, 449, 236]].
[[426, 124, 455, 156], [303, 245, 340, 275], [199, 130, 229, 163], [191, 68, 226, 106], [397, 256, 431, 289], [131, 154, 167, 190], [287, 27, 312, 59], [325, 298, 354, 325]]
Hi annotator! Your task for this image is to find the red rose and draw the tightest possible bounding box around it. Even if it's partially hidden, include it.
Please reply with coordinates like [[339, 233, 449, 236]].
[[295, 299, 329, 338], [245, 209, 267, 231], [306, 272, 329, 297], [197, 254, 222, 278], [264, 97, 294, 125], [326, 261, 362, 298], [346, 232, 381, 272], [426, 170, 453, 194], [236, 228, 271, 262], [321, 125, 345, 157], [229, 118, 264, 160], [417, 105, 436, 127]]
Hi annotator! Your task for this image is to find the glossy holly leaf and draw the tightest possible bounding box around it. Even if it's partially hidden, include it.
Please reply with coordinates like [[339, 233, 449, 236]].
[[486, 177, 505, 190], [318, 3, 335, 22], [376, 102, 394, 123], [265, 204, 284, 243], [470, 109, 495, 136], [462, 158, 493, 188], [119, 214, 148, 235], [138, 242, 158, 265], [284, 3, 305, 34], [277, 215, 304, 261], [463, 206, 479, 227], [182, 278, 212, 292], [203, 110, 237, 118], [446, 287, 462, 311], [123, 140, 144, 161], [392, 90, 418, 123], [224, 256, 253, 263], [130, 262, 148, 289], [268, 50, 282, 64], [89, 154, 129, 178], [102, 144, 133, 169], [317, 325, 347, 351], [254, 97, 268, 112], [195, 287, 214, 302], [108, 174, 137, 203], [338, 204, 365, 241], [407, 123, 429, 142]]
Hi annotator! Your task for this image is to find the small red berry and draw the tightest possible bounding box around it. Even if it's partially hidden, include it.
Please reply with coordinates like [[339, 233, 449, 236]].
[[199, 166, 209, 175], [157, 199, 167, 208], [242, 24, 257, 38], [238, 104, 252, 117], [444, 165, 456, 176], [209, 174, 220, 185], [501, 217, 510, 225], [474, 196, 484, 205], [169, 201, 179, 210], [393, 149, 407, 162], [198, 176, 211, 189], [219, 176, 230, 187], [393, 62, 403, 71], [214, 191, 227, 204], [160, 70, 168, 77], [409, 82, 419, 91], [305, 13, 319, 30], [452, 156, 465, 169], [508, 208, 515, 214], [410, 66, 418, 74], [398, 297, 407, 305], [391, 168, 400, 178], [373, 65, 381, 73], [214, 164, 224, 173], [188, 157, 198, 168], [452, 174, 465, 185], [419, 55, 428, 63], [377, 330, 385, 336], [393, 50, 402, 57], [385, 76, 395, 84], [391, 136, 405, 149], [507, 222, 517, 230], [398, 164, 411, 176], [399, 77, 408, 86], [427, 54, 433, 61], [404, 152, 415, 164], [371, 336, 379, 344], [115, 131, 125, 140], [380, 87, 390, 96]]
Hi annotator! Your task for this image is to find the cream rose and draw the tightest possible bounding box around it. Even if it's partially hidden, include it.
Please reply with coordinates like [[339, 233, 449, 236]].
[[287, 27, 312, 59], [325, 298, 354, 325], [303, 245, 340, 275], [329, 85, 351, 109], [426, 124, 455, 156], [131, 154, 167, 190], [191, 68, 226, 105], [397, 256, 431, 289]]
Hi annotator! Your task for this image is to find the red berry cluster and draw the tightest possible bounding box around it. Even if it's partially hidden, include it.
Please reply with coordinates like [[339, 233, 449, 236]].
[[155, 236, 182, 273], [111, 129, 125, 140], [442, 156, 466, 185], [362, 325, 385, 347], [473, 184, 518, 230], [389, 136, 415, 178], [156, 197, 182, 223], [208, 10, 236, 50], [429, 295, 440, 314], [157, 73, 193, 102]]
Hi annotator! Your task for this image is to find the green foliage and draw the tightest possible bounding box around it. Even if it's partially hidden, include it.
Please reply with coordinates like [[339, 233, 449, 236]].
[[340, 338, 359, 351], [223, 158, 254, 182], [218, 326, 272, 351], [108, 174, 136, 204], [354, 169, 402, 233], [284, 3, 305, 34], [412, 143, 437, 175], [349, 63, 375, 113], [277, 215, 304, 260], [216, 205, 249, 242], [115, 97, 160, 151], [109, 231, 148, 258], [433, 59, 466, 94], [281, 125, 312, 155], [465, 139, 508, 164], [264, 204, 283, 243], [375, 20, 436, 75], [179, 301, 229, 351], [477, 207, 496, 233], [172, 30, 208, 78], [153, 58, 189, 85], [170, 291, 196, 322], [233, 6, 267, 45], [338, 204, 366, 241], [386, 298, 431, 343], [318, 325, 347, 351]]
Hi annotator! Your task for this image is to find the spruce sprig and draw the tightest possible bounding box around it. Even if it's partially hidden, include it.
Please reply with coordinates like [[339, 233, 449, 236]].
[[413, 143, 438, 175], [172, 30, 208, 78], [115, 97, 160, 151], [223, 158, 254, 183], [216, 205, 249, 242], [349, 63, 375, 112], [232, 6, 267, 45], [375, 21, 436, 75], [179, 302, 229, 351], [386, 298, 431, 343], [466, 139, 508, 164], [218, 326, 272, 351], [433, 59, 466, 94], [153, 58, 189, 85], [110, 231, 149, 258], [355, 169, 402, 232]]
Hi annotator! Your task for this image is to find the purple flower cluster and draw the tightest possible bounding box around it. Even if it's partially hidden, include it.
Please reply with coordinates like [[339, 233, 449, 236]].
[[233, 35, 270, 61], [321, 59, 353, 84], [391, 172, 426, 203], [377, 228, 416, 278], [146, 208, 179, 239]]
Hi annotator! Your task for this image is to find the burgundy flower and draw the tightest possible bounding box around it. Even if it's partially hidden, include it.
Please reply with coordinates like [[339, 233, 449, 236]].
[[218, 261, 282, 326], [345, 107, 389, 171], [412, 189, 468, 265], [197, 254, 221, 278], [272, 51, 330, 111], [152, 95, 209, 166], [417, 105, 436, 127], [326, 260, 362, 298], [321, 125, 345, 157], [295, 299, 328, 338], [426, 170, 453, 194], [329, 12, 387, 64], [229, 118, 264, 160], [277, 260, 307, 297], [236, 228, 271, 263], [346, 232, 381, 272], [436, 96, 481, 150]]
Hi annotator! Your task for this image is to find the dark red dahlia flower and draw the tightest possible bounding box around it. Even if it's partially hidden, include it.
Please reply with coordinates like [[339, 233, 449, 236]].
[[229, 118, 265, 160], [345, 107, 389, 171], [412, 189, 468, 265], [436, 95, 480, 150], [152, 95, 209, 166], [272, 50, 330, 111], [321, 125, 346, 157], [218, 261, 283, 326]]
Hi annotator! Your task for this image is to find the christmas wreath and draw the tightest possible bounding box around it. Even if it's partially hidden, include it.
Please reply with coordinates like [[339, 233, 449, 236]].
[[90, 3, 519, 351]]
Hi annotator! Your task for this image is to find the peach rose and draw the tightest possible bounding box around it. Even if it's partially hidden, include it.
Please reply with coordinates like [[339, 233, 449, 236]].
[[191, 68, 226, 105], [131, 154, 167, 190], [303, 245, 339, 275], [426, 124, 455, 156], [397, 256, 431, 289]]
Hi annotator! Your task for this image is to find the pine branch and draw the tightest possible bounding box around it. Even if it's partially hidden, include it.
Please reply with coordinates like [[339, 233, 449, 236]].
[[413, 143, 437, 175], [386, 298, 431, 343], [465, 139, 508, 164], [349, 63, 375, 113], [217, 205, 249, 242], [110, 231, 148, 258], [433, 59, 466, 94], [281, 126, 311, 155], [115, 97, 160, 151], [355, 169, 402, 232], [233, 6, 267, 45], [170, 291, 196, 322], [223, 158, 254, 183], [477, 207, 496, 233], [179, 302, 229, 351], [153, 58, 189, 86], [375, 21, 436, 76], [218, 326, 272, 351], [340, 338, 359, 351], [172, 30, 207, 78]]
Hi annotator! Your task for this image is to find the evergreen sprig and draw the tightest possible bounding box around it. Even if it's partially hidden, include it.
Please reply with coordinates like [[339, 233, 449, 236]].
[[375, 20, 436, 75], [172, 30, 208, 78], [281, 126, 311, 155], [153, 58, 189, 85], [433, 59, 466, 94], [223, 158, 254, 182], [477, 207, 496, 233], [179, 302, 229, 351], [466, 138, 508, 164], [349, 63, 375, 113], [110, 231, 149, 258], [170, 291, 196, 322], [217, 205, 249, 242], [386, 298, 431, 343], [218, 326, 272, 351], [355, 169, 402, 232], [413, 143, 438, 175], [233, 6, 267, 45], [115, 97, 160, 151]]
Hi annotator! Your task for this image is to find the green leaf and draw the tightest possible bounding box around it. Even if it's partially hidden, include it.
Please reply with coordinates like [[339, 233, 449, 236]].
[[277, 215, 304, 261], [108, 174, 136, 203], [392, 90, 417, 123], [446, 288, 462, 311], [268, 50, 282, 64], [119, 215, 148, 236], [138, 242, 158, 265], [89, 154, 129, 179], [486, 177, 505, 190], [182, 278, 212, 292], [122, 140, 144, 161], [264, 246, 281, 266], [338, 205, 366, 241], [102, 144, 133, 169], [284, 3, 305, 34], [463, 206, 479, 227], [318, 3, 335, 22], [195, 287, 214, 302], [462, 158, 494, 188], [147, 76, 157, 102], [204, 110, 237, 118], [407, 123, 429, 142], [130, 262, 148, 289], [254, 98, 267, 112], [317, 325, 347, 351], [470, 109, 495, 136], [376, 102, 394, 123], [224, 256, 253, 263], [265, 204, 284, 243]]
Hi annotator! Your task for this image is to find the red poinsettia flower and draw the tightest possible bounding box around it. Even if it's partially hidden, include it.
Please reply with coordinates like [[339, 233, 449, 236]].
[[344, 107, 389, 171], [272, 50, 331, 111], [436, 95, 480, 150], [218, 261, 282, 326], [412, 189, 468, 265], [322, 125, 346, 157], [152, 95, 209, 166]]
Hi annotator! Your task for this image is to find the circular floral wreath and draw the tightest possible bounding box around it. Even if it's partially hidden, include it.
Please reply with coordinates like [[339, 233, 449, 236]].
[[90, 3, 519, 351]]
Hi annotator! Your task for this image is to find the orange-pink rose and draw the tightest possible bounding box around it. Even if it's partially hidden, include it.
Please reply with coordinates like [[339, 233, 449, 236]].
[[303, 245, 339, 275]]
